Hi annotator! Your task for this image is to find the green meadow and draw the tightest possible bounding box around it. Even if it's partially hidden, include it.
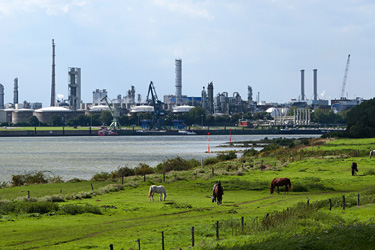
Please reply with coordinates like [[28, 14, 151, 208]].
[[1, 137, 375, 249]]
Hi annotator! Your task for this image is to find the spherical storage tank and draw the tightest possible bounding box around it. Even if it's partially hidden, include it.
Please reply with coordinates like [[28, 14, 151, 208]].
[[130, 105, 154, 113]]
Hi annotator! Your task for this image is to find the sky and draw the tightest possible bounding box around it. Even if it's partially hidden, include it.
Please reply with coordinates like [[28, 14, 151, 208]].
[[0, 0, 374, 107]]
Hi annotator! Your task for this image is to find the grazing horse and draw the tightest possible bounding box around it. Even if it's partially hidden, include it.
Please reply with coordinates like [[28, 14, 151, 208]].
[[351, 162, 358, 176], [212, 182, 224, 205], [370, 150, 375, 159], [148, 185, 167, 201], [270, 178, 292, 195]]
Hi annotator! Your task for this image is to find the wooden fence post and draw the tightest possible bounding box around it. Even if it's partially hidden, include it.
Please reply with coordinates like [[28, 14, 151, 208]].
[[342, 195, 345, 210], [307, 198, 310, 206], [121, 176, 124, 185], [216, 221, 219, 240], [135, 239, 140, 250], [27, 191, 30, 199], [241, 216, 244, 231], [163, 172, 166, 183], [161, 231, 165, 250], [357, 194, 360, 206], [329, 199, 332, 210], [212, 167, 214, 175], [91, 183, 94, 191], [192, 226, 195, 247]]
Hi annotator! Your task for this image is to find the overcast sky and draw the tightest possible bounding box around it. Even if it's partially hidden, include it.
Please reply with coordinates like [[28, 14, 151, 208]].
[[0, 0, 374, 107]]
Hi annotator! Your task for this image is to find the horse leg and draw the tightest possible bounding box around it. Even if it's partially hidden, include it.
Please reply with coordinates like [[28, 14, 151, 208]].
[[285, 185, 288, 195], [160, 193, 162, 201], [277, 186, 280, 194]]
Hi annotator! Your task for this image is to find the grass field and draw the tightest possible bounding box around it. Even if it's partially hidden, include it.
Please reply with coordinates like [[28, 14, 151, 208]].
[[1, 137, 375, 249]]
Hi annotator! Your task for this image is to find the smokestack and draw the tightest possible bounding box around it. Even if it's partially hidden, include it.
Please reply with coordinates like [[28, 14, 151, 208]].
[[175, 59, 182, 105], [300, 70, 305, 101], [50, 39, 56, 106], [13, 77, 18, 104], [313, 69, 317, 101], [0, 84, 4, 109], [208, 82, 214, 114]]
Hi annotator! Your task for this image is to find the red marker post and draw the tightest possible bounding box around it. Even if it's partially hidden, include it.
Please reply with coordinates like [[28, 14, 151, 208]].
[[229, 129, 232, 144]]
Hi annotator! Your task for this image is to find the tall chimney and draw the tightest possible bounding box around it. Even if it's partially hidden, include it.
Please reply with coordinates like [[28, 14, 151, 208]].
[[13, 77, 18, 104], [50, 39, 56, 106], [300, 70, 305, 101], [175, 59, 182, 105], [313, 69, 317, 101]]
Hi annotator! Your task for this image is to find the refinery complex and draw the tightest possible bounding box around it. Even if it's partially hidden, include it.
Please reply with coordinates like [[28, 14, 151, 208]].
[[0, 40, 364, 127]]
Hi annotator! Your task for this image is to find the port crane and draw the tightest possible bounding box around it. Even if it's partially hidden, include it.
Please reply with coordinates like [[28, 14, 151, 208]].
[[100, 95, 121, 130], [146, 81, 165, 130], [340, 54, 351, 99]]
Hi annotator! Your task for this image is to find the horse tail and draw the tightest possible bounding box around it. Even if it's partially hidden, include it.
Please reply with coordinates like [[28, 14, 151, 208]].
[[289, 182, 293, 191], [148, 186, 152, 198], [370, 151, 373, 159]]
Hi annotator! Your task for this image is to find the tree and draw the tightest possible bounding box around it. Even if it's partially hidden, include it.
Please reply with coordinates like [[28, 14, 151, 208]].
[[134, 163, 154, 182], [28, 116, 39, 126], [50, 115, 63, 126], [99, 111, 113, 126], [346, 99, 375, 138]]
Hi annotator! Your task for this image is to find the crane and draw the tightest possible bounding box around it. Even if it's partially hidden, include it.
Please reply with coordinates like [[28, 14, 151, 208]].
[[100, 95, 121, 130], [340, 54, 351, 99], [146, 81, 165, 130]]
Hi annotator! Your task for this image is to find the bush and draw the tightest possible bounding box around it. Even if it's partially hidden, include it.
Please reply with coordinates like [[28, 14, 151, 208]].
[[242, 148, 258, 157], [0, 201, 15, 215], [91, 172, 112, 181], [203, 157, 220, 165], [15, 201, 59, 214], [134, 163, 154, 176], [217, 151, 237, 161], [155, 157, 198, 173], [11, 171, 49, 186], [60, 204, 102, 215]]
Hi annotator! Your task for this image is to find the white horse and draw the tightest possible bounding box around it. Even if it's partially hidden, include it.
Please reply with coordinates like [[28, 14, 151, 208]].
[[148, 185, 167, 201], [370, 150, 375, 159]]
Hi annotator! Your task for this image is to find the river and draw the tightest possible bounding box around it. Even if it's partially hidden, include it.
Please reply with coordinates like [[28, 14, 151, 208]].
[[0, 134, 320, 182]]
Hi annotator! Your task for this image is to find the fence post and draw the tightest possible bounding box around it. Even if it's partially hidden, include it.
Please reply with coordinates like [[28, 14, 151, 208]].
[[27, 191, 30, 199], [121, 176, 124, 185], [163, 172, 166, 183], [212, 167, 214, 175], [109, 244, 113, 250], [241, 216, 244, 231], [91, 183, 94, 191], [342, 195, 345, 210], [307, 198, 310, 206], [201, 159, 203, 169], [357, 194, 360, 206], [135, 239, 140, 250], [329, 199, 332, 210], [216, 221, 219, 240], [161, 231, 164, 250], [192, 226, 195, 247]]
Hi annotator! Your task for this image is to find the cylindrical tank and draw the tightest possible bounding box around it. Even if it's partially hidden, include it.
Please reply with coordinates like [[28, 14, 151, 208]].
[[12, 109, 34, 124]]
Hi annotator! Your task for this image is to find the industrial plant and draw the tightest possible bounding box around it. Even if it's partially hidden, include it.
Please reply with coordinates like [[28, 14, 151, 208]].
[[0, 40, 364, 128]]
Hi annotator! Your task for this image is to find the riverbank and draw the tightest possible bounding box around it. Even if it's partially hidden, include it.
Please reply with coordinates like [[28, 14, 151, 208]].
[[0, 126, 332, 136]]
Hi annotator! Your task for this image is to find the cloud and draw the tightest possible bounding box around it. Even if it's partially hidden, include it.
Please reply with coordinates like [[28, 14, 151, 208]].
[[0, 0, 88, 16], [152, 0, 214, 20]]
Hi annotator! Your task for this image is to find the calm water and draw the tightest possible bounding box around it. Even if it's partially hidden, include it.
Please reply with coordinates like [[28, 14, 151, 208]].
[[0, 134, 319, 182]]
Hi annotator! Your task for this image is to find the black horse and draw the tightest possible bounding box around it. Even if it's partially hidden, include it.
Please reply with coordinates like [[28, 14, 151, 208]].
[[351, 162, 358, 176], [212, 181, 224, 205]]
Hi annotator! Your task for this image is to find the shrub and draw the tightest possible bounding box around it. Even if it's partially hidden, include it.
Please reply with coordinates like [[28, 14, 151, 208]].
[[15, 201, 59, 214], [60, 204, 102, 215], [134, 163, 154, 176], [155, 157, 198, 173], [217, 151, 237, 161], [11, 171, 50, 186], [91, 172, 112, 181], [203, 157, 220, 165], [0, 201, 15, 215], [242, 148, 258, 157]]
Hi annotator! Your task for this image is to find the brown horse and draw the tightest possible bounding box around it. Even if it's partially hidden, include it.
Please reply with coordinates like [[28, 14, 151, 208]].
[[270, 178, 292, 194], [212, 182, 224, 205]]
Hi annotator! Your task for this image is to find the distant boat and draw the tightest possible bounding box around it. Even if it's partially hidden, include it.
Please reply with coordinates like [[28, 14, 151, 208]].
[[178, 130, 196, 135], [98, 126, 118, 136]]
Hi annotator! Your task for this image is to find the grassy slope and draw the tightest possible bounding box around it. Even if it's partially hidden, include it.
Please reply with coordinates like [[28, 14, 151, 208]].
[[1, 138, 375, 249]]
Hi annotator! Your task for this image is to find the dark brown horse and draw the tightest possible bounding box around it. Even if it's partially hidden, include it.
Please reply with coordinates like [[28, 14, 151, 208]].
[[351, 162, 358, 176], [270, 178, 292, 194], [212, 182, 224, 205]]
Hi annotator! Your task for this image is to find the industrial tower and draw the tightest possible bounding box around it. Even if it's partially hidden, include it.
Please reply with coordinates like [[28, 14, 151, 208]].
[[68, 67, 81, 110], [50, 39, 56, 106]]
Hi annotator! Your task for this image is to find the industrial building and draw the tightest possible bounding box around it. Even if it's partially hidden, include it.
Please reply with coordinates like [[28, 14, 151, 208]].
[[68, 67, 81, 110]]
